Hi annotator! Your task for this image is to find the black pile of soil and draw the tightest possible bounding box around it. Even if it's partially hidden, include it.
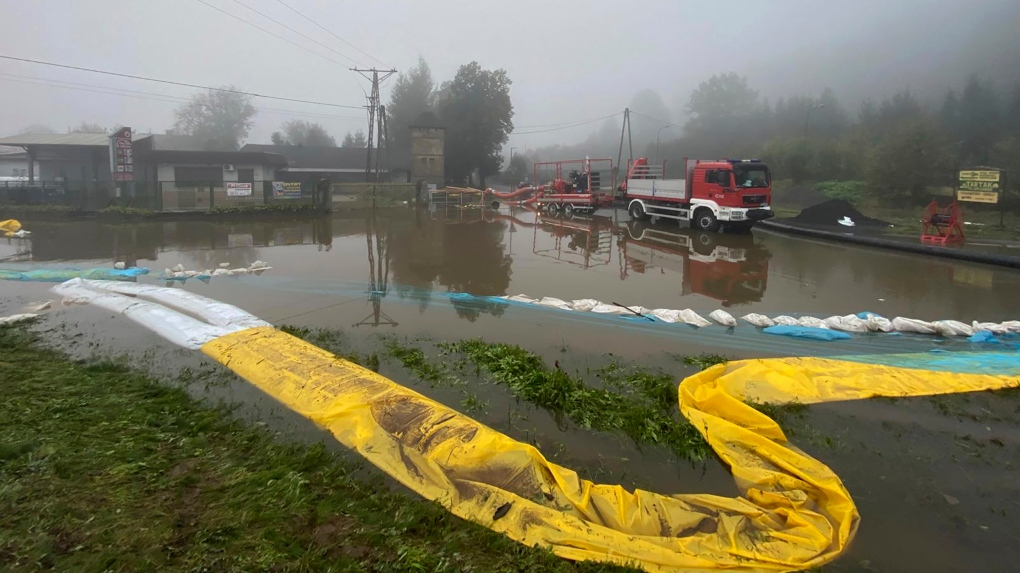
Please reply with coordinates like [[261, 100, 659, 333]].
[[793, 199, 890, 227]]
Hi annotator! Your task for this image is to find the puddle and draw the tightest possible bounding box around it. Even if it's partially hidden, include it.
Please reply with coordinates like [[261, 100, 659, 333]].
[[4, 206, 1020, 572]]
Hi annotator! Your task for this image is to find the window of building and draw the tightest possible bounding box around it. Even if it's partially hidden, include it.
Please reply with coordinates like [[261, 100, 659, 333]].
[[237, 168, 255, 183]]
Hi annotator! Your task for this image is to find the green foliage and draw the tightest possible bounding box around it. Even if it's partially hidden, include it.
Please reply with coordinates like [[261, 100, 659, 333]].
[[341, 129, 367, 148], [173, 86, 257, 149], [680, 354, 729, 371], [447, 340, 711, 461], [0, 325, 636, 572], [99, 205, 154, 216], [865, 118, 953, 204], [438, 62, 514, 186], [272, 120, 336, 147], [815, 181, 865, 204], [70, 121, 108, 134], [208, 202, 318, 215]]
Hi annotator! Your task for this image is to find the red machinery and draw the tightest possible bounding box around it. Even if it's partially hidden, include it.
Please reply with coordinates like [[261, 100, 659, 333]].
[[532, 158, 614, 217], [920, 201, 965, 246]]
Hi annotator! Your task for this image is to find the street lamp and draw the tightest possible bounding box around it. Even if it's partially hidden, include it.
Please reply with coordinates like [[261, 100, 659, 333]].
[[804, 103, 825, 136], [656, 125, 671, 163]]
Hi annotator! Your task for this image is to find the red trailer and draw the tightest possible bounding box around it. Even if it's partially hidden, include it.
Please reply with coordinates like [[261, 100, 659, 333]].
[[531, 158, 614, 217]]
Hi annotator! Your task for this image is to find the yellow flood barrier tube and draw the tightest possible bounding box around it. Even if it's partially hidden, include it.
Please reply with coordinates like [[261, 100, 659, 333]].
[[201, 328, 1020, 572], [53, 279, 1020, 572]]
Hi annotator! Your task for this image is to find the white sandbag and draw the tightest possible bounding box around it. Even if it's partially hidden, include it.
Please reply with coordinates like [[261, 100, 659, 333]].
[[708, 309, 737, 327], [570, 299, 600, 312], [172, 263, 185, 272], [537, 297, 572, 310], [212, 268, 230, 276], [932, 320, 973, 337], [219, 262, 230, 268], [774, 315, 799, 326], [824, 315, 869, 333], [679, 309, 712, 327], [650, 309, 682, 323], [741, 313, 775, 327], [797, 316, 830, 329], [114, 262, 126, 270], [590, 303, 627, 314], [250, 260, 269, 269], [891, 317, 937, 335], [999, 320, 1020, 332], [227, 268, 250, 276], [972, 321, 1011, 335], [505, 294, 537, 304], [863, 315, 894, 332]]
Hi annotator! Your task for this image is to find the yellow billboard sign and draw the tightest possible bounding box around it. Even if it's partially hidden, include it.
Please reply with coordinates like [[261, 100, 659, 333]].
[[957, 190, 999, 203], [957, 169, 1001, 202]]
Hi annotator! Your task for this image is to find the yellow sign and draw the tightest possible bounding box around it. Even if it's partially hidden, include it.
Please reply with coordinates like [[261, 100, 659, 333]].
[[957, 190, 999, 204], [959, 170, 1000, 182]]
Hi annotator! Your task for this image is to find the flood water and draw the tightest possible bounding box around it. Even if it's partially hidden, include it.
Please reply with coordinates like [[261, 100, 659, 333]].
[[3, 206, 1020, 572]]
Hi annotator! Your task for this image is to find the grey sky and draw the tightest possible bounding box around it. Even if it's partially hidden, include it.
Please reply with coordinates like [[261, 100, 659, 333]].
[[2, 0, 1017, 148]]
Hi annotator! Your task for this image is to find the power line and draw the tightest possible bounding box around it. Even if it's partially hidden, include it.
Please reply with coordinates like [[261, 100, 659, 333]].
[[514, 114, 622, 130], [629, 110, 684, 130], [227, 0, 362, 66], [273, 0, 387, 67], [511, 112, 623, 135], [0, 74, 366, 122], [193, 0, 351, 69], [0, 54, 365, 110]]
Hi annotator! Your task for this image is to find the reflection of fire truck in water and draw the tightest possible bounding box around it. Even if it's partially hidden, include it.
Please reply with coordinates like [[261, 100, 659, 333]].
[[617, 221, 771, 306], [483, 207, 613, 269]]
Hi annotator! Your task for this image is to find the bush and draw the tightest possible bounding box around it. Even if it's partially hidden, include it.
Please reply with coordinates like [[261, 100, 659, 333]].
[[209, 202, 319, 215], [815, 181, 864, 205]]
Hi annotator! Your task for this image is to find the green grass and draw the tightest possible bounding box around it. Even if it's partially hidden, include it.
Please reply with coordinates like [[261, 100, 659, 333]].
[[0, 325, 637, 573], [209, 203, 320, 215], [439, 340, 713, 462]]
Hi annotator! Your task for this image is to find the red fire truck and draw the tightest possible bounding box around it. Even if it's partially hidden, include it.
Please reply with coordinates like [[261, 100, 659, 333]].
[[623, 158, 774, 232]]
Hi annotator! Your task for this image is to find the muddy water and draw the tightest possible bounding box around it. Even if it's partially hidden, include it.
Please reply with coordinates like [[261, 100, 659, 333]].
[[3, 207, 1020, 572]]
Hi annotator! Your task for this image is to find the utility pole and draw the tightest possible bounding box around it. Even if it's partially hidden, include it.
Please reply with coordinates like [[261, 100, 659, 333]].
[[352, 68, 397, 182]]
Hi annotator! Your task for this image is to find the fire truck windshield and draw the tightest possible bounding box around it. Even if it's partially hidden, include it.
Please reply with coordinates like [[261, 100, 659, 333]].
[[733, 165, 770, 188]]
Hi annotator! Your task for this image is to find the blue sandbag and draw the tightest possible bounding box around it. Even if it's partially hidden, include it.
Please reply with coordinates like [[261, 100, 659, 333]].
[[856, 311, 883, 319], [763, 325, 852, 341], [968, 330, 1000, 344], [0, 267, 149, 282]]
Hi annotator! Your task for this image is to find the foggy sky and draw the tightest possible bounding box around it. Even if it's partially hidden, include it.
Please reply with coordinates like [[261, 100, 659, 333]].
[[1, 0, 1017, 148]]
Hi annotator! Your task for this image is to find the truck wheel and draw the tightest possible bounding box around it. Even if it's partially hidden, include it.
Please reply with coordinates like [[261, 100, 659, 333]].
[[563, 203, 574, 218], [694, 209, 720, 232], [628, 201, 648, 221]]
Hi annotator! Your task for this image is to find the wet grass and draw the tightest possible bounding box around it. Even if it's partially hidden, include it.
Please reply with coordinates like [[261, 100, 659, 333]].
[[0, 324, 638, 573], [439, 340, 713, 462]]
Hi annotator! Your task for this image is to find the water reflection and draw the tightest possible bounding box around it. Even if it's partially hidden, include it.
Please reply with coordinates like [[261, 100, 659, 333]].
[[617, 221, 771, 307]]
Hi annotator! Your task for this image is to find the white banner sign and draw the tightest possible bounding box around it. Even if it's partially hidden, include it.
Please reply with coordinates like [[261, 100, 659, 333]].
[[226, 182, 253, 197]]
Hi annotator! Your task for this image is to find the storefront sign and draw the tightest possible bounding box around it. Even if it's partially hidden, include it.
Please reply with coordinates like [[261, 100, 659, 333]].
[[109, 127, 133, 182], [226, 182, 253, 197], [272, 181, 302, 199], [957, 169, 1001, 203]]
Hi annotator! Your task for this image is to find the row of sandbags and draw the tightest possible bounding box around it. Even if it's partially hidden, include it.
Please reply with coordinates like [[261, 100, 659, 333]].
[[161, 260, 272, 282], [499, 294, 1020, 338]]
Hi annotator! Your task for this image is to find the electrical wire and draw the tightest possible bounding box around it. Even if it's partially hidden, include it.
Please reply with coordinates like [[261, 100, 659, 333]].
[[0, 54, 365, 110], [628, 110, 684, 130], [272, 0, 388, 67], [510, 112, 623, 135], [227, 0, 362, 66], [193, 0, 352, 69], [0, 74, 366, 122]]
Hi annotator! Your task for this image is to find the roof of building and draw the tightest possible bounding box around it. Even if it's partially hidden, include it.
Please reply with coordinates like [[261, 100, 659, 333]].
[[0, 133, 110, 147], [151, 150, 288, 166], [241, 144, 388, 172], [134, 134, 238, 152]]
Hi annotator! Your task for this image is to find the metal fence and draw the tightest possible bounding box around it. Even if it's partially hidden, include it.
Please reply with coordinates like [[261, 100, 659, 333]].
[[0, 180, 317, 212]]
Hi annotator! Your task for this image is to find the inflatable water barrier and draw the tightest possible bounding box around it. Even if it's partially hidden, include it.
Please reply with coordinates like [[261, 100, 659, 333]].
[[0, 219, 30, 238], [0, 267, 148, 282], [491, 293, 1020, 339], [49, 278, 1020, 572]]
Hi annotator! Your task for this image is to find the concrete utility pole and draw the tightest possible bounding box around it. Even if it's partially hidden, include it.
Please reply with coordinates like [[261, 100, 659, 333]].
[[352, 68, 397, 182]]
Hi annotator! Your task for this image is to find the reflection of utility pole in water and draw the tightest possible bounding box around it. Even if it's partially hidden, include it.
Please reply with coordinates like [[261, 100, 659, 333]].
[[354, 209, 398, 327]]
